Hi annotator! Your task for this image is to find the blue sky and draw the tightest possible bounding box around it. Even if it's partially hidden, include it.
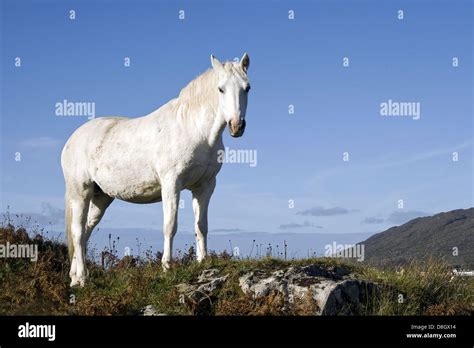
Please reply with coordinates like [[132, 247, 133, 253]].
[[1, 0, 473, 256]]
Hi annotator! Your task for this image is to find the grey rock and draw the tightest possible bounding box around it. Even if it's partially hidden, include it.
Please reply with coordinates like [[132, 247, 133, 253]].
[[239, 270, 285, 297], [197, 268, 220, 282], [140, 304, 166, 316], [239, 264, 379, 315], [176, 269, 229, 315]]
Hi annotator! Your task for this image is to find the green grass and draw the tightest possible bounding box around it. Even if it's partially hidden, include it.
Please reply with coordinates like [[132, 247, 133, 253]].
[[356, 259, 474, 315], [0, 224, 472, 315]]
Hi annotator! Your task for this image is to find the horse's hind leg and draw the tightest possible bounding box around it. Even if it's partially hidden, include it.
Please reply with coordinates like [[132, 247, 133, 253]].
[[86, 191, 114, 240], [69, 188, 92, 287]]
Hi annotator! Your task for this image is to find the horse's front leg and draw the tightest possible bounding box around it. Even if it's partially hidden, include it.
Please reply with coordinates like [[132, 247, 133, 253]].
[[161, 179, 181, 271], [192, 177, 216, 262]]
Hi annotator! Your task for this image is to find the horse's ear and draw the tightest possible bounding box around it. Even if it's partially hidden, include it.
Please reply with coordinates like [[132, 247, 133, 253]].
[[210, 55, 223, 70], [240, 53, 250, 73]]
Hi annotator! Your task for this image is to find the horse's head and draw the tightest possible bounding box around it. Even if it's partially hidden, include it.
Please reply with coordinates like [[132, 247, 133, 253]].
[[211, 53, 251, 138]]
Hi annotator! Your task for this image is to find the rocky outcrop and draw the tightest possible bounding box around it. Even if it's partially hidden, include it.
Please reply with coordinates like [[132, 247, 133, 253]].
[[175, 268, 229, 315], [170, 264, 379, 315], [239, 264, 379, 315]]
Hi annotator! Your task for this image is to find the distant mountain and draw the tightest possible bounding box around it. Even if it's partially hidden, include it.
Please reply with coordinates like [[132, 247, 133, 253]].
[[357, 208, 474, 269]]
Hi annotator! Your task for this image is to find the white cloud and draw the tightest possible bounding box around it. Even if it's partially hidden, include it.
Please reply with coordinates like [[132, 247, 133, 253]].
[[297, 206, 355, 217], [18, 136, 61, 149], [386, 210, 430, 225]]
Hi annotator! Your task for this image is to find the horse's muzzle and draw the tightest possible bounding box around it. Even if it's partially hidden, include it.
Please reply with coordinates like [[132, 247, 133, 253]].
[[229, 119, 246, 137]]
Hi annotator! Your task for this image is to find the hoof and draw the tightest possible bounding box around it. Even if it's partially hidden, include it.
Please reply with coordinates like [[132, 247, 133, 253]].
[[162, 262, 171, 272], [70, 276, 85, 287]]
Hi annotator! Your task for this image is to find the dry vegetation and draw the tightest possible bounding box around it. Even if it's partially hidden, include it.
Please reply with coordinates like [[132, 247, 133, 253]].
[[0, 224, 473, 316]]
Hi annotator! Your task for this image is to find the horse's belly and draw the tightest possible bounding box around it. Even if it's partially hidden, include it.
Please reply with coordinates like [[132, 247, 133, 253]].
[[119, 187, 162, 204], [93, 170, 162, 204], [102, 181, 162, 203]]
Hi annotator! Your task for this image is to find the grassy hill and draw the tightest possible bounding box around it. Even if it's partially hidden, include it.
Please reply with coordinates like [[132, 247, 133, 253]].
[[358, 208, 474, 269], [0, 223, 473, 316]]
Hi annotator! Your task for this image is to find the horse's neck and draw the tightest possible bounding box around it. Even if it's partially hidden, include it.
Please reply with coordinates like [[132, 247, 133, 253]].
[[175, 99, 225, 149], [199, 108, 226, 149]]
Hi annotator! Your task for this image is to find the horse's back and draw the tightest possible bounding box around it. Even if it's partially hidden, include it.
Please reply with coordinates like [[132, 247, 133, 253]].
[[67, 117, 129, 140], [63, 116, 128, 154]]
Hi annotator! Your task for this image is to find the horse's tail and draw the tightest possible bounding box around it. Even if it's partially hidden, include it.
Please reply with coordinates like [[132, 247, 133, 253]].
[[65, 189, 74, 261]]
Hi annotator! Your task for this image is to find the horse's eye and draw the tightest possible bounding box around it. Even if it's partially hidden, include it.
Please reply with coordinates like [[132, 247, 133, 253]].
[[218, 87, 225, 94], [245, 85, 251, 93]]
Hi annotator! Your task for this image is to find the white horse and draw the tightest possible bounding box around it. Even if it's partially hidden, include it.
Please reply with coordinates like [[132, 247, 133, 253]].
[[61, 53, 251, 286]]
